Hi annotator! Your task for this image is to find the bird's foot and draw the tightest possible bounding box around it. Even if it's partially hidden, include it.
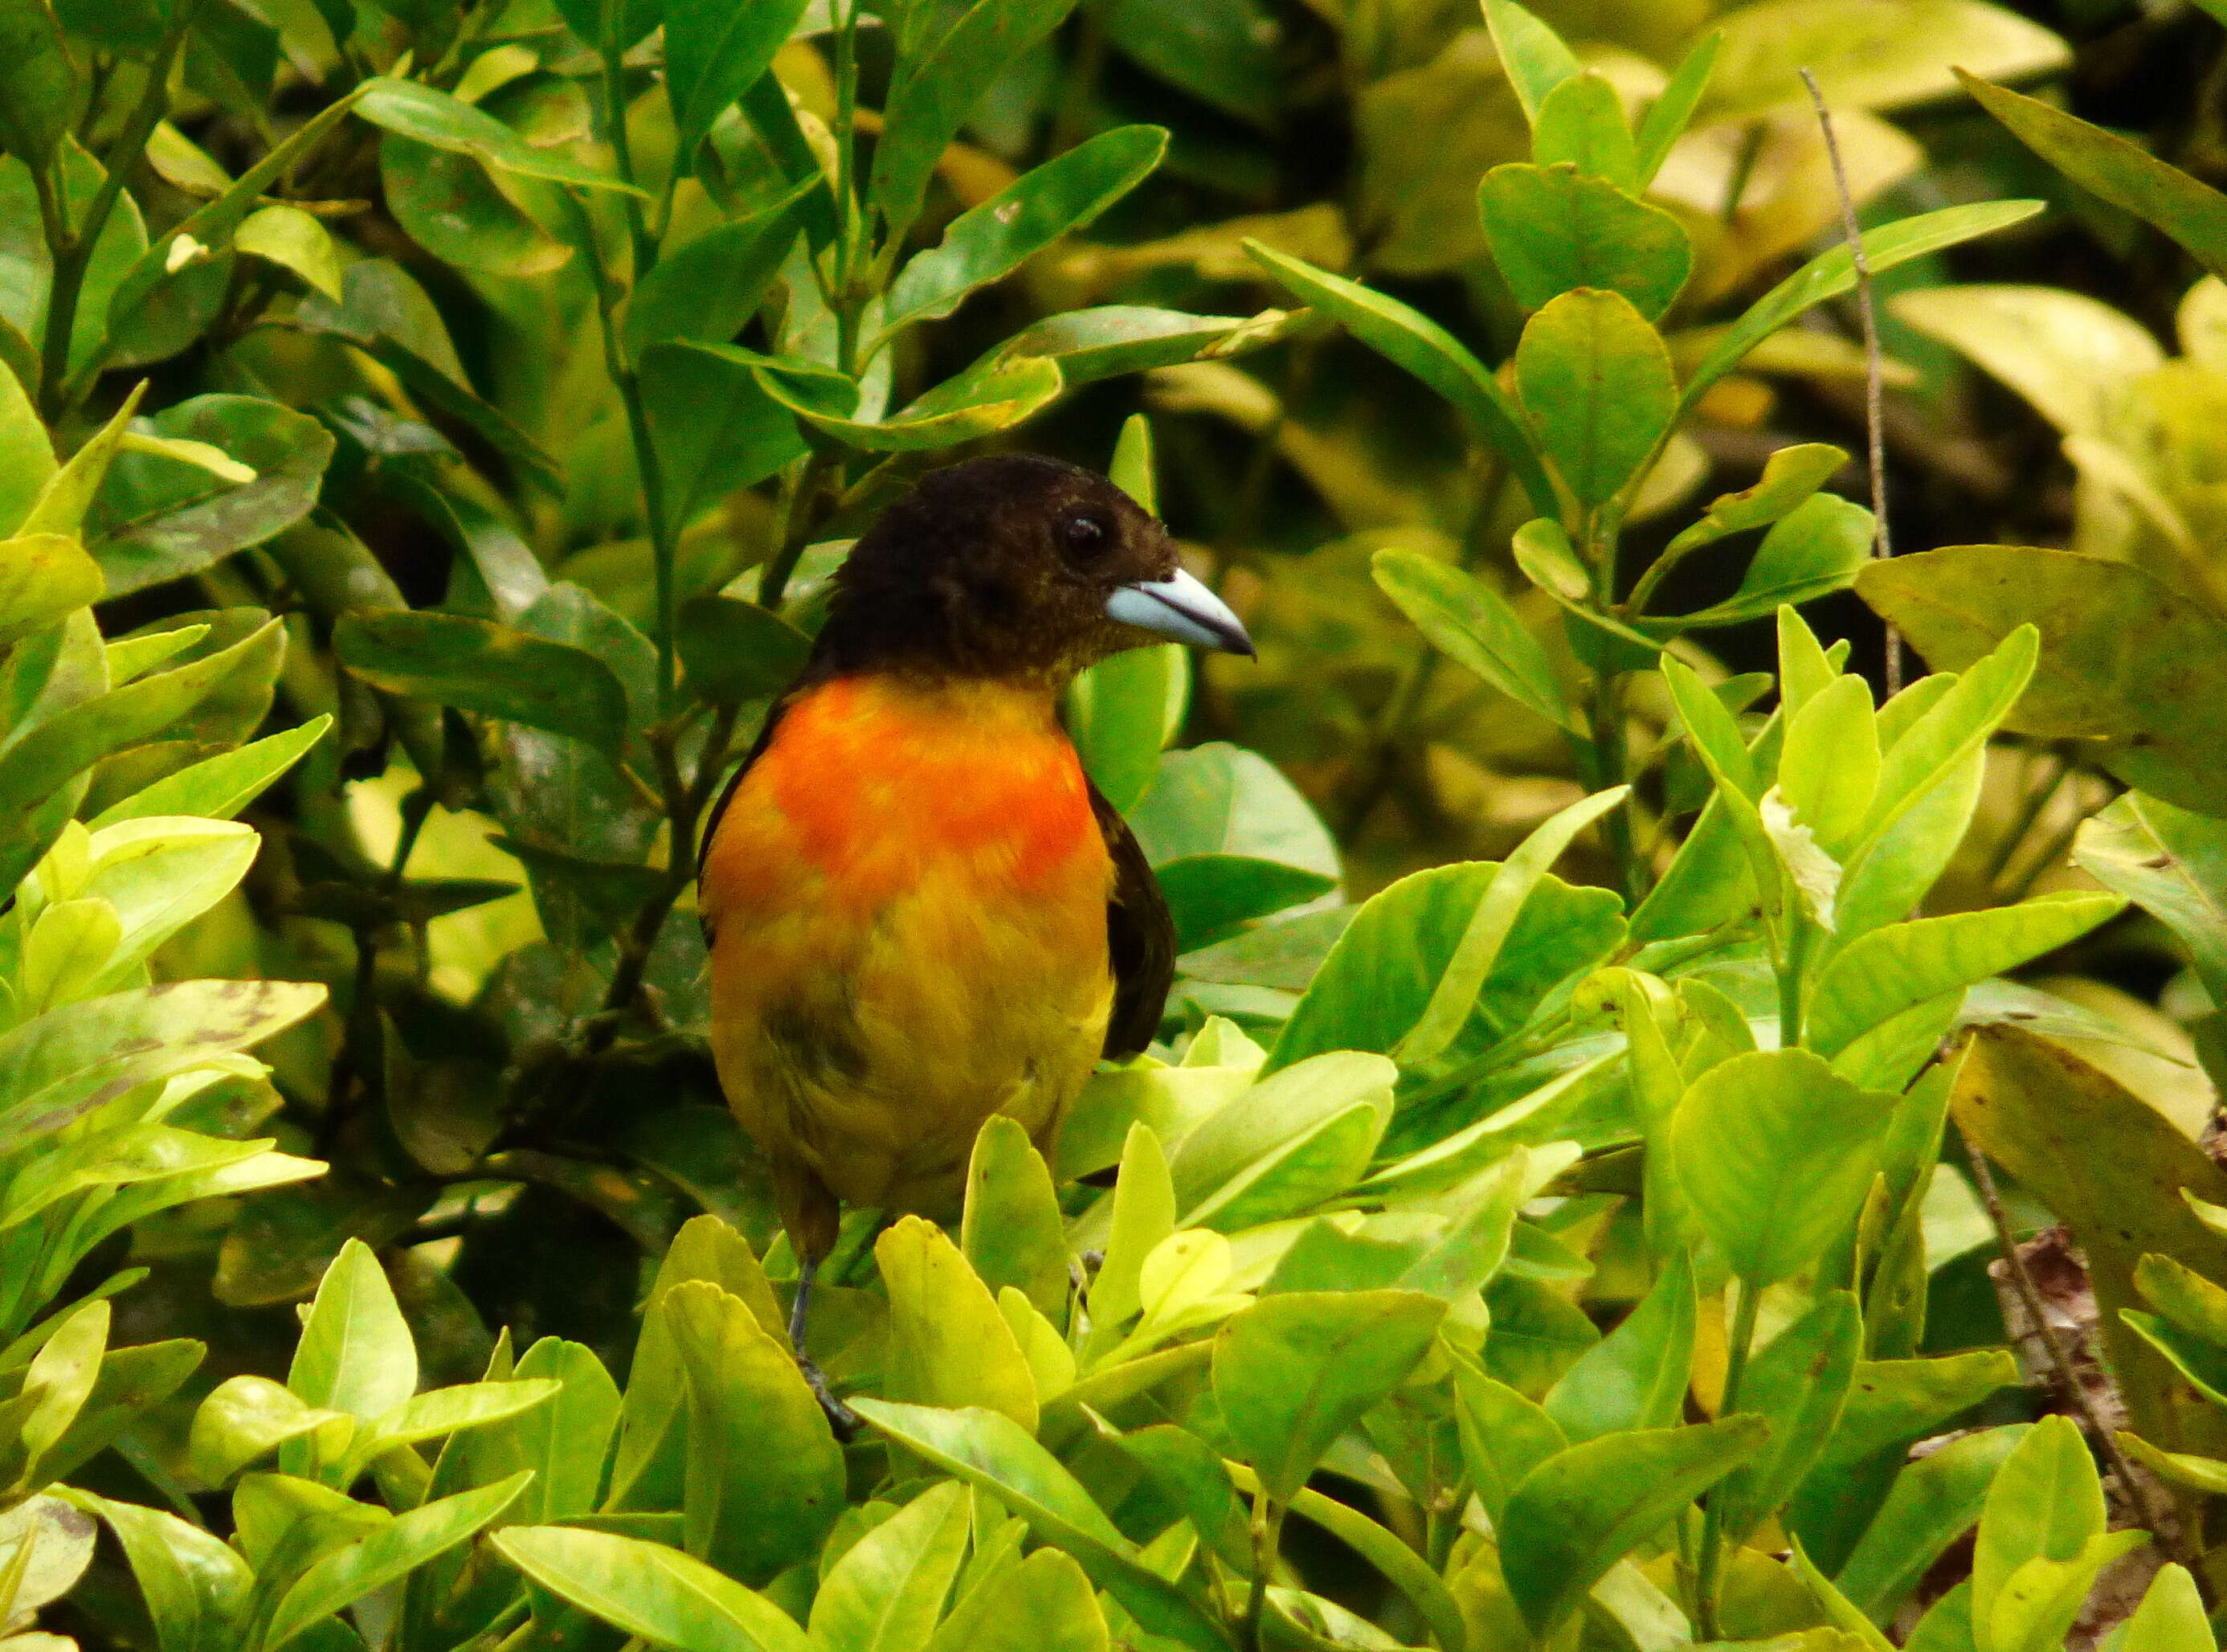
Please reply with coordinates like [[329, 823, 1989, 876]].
[[799, 1354, 860, 1442]]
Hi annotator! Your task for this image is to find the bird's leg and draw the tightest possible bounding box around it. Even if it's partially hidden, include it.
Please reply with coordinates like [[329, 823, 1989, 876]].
[[789, 1253, 860, 1441]]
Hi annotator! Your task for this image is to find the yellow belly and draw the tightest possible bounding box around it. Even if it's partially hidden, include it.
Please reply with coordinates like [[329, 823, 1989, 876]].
[[701, 677, 1114, 1240]]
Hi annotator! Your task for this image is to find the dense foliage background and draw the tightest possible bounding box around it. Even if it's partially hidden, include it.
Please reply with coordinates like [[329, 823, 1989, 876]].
[[10, 0, 2227, 1648]]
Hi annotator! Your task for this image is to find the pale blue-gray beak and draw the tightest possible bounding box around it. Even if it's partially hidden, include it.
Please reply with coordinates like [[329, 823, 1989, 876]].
[[1105, 566, 1254, 656]]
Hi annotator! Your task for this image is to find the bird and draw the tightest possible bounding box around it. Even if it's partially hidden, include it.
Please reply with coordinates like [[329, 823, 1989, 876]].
[[696, 452, 1253, 1425]]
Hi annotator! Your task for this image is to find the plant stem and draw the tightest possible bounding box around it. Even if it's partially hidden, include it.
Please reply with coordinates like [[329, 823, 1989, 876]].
[[1799, 67, 1899, 695], [566, 193, 679, 715], [1588, 667, 1644, 903], [1777, 920, 1810, 1049], [758, 448, 841, 611], [594, 705, 739, 1025], [1962, 1142, 2182, 1561], [1694, 1279, 1761, 1641], [599, 43, 656, 281], [39, 2, 199, 421], [1240, 1486, 1286, 1652]]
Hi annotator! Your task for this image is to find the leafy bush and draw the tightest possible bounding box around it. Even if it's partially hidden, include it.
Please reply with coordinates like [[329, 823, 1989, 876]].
[[5, 0, 2227, 1649]]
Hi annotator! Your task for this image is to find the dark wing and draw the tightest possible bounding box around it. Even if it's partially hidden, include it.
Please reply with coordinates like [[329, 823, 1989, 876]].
[[1092, 779, 1174, 1060]]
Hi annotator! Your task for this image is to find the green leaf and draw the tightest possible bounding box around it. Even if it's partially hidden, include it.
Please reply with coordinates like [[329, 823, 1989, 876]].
[[21, 381, 147, 538], [0, 0, 80, 167], [293, 260, 560, 496], [884, 126, 1167, 339], [1657, 494, 1875, 632], [1543, 1247, 1694, 1443], [1127, 742, 1339, 947], [674, 594, 811, 707], [1244, 241, 1555, 516], [1635, 31, 1721, 186], [1716, 1290, 1861, 1540], [234, 203, 342, 301], [1211, 1290, 1444, 1501], [1065, 638, 1185, 816], [1702, 1, 2064, 121], [1477, 164, 1691, 320], [76, 1490, 253, 1652], [1500, 1416, 1769, 1638], [642, 342, 808, 525], [1455, 1367, 1567, 1526], [1101, 0, 1279, 125], [1805, 893, 2125, 1061], [1835, 1425, 2030, 1623], [962, 1117, 1071, 1319], [872, 0, 1081, 238], [333, 610, 629, 756], [1779, 674, 1880, 859], [1961, 69, 2227, 280], [847, 1400, 1228, 1651], [810, 1479, 971, 1652], [264, 1472, 530, 1649], [1514, 288, 1676, 507], [1670, 1049, 1898, 1287], [923, 1548, 1108, 1652], [1119, 1425, 1248, 1569], [380, 131, 571, 280], [551, 0, 658, 51], [979, 305, 1297, 388], [0, 536, 101, 647], [2120, 1565, 2213, 1652], [16, 1299, 106, 1482], [1481, 0, 1580, 124], [1270, 860, 1623, 1073], [0, 978, 326, 1141], [495, 1524, 812, 1652], [1371, 547, 1575, 733], [608, 1217, 788, 1514], [1853, 620, 2038, 859], [86, 714, 329, 828], [1661, 443, 1850, 562], [1971, 1415, 2107, 1652], [287, 1238, 416, 1436], [625, 178, 815, 353], [1167, 1052, 1391, 1213], [665, 1281, 844, 1585], [91, 395, 334, 599], [339, 1378, 562, 1482], [2074, 791, 2227, 1008], [0, 360, 54, 535], [1681, 202, 2044, 414], [353, 77, 644, 194], [447, 1336, 620, 1523], [1532, 72, 1638, 190], [190, 1376, 344, 1489], [1859, 546, 2227, 817], [1395, 785, 1628, 1065], [1083, 1124, 1176, 1336], [876, 1215, 1040, 1431], [665, 0, 811, 161], [770, 354, 1067, 452]]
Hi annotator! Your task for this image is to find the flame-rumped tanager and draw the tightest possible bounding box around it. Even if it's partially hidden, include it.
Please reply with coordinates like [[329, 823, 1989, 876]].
[[697, 454, 1253, 1422]]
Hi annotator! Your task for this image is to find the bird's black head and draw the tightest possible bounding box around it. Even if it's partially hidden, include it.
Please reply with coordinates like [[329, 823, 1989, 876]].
[[809, 454, 1252, 683]]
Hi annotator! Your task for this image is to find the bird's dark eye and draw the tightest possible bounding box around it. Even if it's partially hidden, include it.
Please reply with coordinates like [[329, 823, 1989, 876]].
[[1060, 512, 1109, 558]]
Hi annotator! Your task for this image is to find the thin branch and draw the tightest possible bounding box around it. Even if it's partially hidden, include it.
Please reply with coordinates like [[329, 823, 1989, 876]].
[[1963, 1141, 2180, 1552], [1800, 67, 1901, 696]]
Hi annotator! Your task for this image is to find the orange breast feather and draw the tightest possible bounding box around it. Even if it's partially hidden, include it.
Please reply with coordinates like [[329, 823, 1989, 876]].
[[702, 676, 1108, 922]]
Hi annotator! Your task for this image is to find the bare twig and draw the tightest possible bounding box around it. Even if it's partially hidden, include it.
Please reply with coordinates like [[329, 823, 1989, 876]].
[[1800, 67, 1902, 695], [1963, 1141, 2176, 1549]]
